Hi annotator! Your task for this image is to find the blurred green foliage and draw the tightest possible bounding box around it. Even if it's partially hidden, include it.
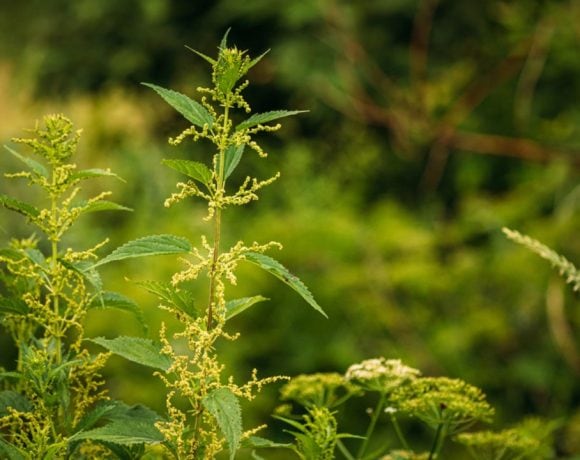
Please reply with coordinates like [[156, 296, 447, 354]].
[[1, 0, 579, 457]]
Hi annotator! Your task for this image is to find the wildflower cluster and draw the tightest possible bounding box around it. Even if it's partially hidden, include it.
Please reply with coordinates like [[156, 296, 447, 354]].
[[345, 357, 421, 394], [456, 428, 540, 460], [0, 115, 133, 457], [280, 372, 361, 408]]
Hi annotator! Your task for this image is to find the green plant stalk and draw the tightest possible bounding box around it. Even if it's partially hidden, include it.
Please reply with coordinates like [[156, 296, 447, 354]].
[[206, 98, 229, 332], [337, 439, 355, 460], [428, 422, 448, 460], [357, 392, 386, 459], [389, 413, 409, 450]]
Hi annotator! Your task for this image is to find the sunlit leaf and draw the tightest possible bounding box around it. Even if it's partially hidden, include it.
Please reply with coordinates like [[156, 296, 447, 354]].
[[225, 296, 268, 321], [223, 144, 244, 179], [93, 234, 191, 268], [69, 419, 163, 445], [162, 159, 212, 188], [88, 336, 171, 371], [4, 145, 48, 177], [137, 280, 198, 319], [202, 387, 242, 460], [236, 110, 307, 131], [142, 83, 213, 128], [89, 292, 147, 333], [78, 200, 132, 215], [70, 168, 124, 182], [0, 194, 40, 219], [244, 252, 327, 318]]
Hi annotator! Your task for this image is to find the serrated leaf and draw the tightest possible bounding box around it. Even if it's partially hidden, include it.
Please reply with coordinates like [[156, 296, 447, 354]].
[[223, 144, 245, 179], [137, 280, 198, 319], [88, 336, 171, 371], [23, 247, 47, 268], [0, 194, 40, 219], [236, 110, 307, 131], [0, 391, 31, 416], [69, 419, 164, 445], [186, 46, 216, 65], [74, 401, 121, 433], [74, 400, 160, 433], [225, 296, 268, 321], [93, 234, 192, 268], [70, 168, 124, 182], [88, 292, 147, 333], [142, 83, 213, 129], [0, 297, 29, 316], [4, 145, 48, 177], [244, 252, 327, 318], [242, 436, 292, 449], [59, 259, 103, 292], [78, 200, 132, 215], [202, 388, 242, 460], [162, 159, 212, 188], [0, 438, 26, 460]]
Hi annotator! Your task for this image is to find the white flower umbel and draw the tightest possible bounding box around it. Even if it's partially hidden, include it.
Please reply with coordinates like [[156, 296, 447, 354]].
[[345, 358, 420, 394]]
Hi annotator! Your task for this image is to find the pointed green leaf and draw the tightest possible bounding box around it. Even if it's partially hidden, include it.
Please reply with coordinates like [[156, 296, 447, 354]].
[[59, 259, 103, 292], [0, 194, 40, 219], [248, 49, 270, 71], [4, 145, 48, 177], [78, 200, 132, 215], [236, 110, 307, 131], [69, 419, 164, 445], [74, 400, 160, 433], [0, 438, 26, 460], [185, 46, 216, 65], [89, 292, 147, 333], [219, 28, 231, 50], [142, 83, 213, 129], [93, 234, 192, 268], [70, 168, 124, 182], [202, 387, 242, 460], [137, 280, 198, 319], [0, 297, 29, 316], [225, 296, 268, 321], [223, 144, 245, 179], [242, 436, 292, 449], [88, 336, 171, 371], [0, 391, 32, 416], [162, 159, 212, 188], [244, 252, 327, 318]]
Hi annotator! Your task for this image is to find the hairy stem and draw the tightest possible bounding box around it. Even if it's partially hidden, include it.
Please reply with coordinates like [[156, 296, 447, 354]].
[[206, 101, 230, 331]]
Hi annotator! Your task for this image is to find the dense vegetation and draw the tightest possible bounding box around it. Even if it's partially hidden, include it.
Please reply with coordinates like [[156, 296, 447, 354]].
[[0, 1, 578, 458]]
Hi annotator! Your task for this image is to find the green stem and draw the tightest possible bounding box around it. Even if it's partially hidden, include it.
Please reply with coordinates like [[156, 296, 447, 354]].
[[389, 413, 409, 450], [337, 440, 355, 460], [357, 392, 386, 459], [206, 101, 229, 331], [50, 185, 62, 365], [428, 422, 448, 460]]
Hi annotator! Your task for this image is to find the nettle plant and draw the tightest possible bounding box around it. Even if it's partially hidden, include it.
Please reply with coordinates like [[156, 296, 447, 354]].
[[0, 115, 157, 459], [86, 31, 328, 459]]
